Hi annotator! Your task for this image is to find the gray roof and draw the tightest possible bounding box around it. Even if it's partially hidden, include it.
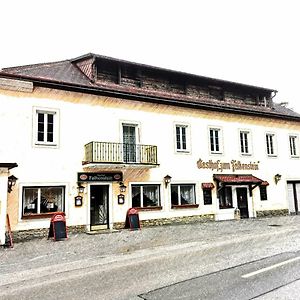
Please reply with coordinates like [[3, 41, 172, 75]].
[[1, 60, 93, 86]]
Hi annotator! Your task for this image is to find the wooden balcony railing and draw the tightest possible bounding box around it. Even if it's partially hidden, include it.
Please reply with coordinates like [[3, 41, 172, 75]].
[[84, 142, 158, 165]]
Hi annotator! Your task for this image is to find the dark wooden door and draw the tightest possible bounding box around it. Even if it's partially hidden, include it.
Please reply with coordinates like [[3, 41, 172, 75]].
[[236, 188, 249, 218], [90, 185, 109, 229]]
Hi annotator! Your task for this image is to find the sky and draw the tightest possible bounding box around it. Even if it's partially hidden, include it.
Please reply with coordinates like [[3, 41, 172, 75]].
[[1, 0, 299, 111]]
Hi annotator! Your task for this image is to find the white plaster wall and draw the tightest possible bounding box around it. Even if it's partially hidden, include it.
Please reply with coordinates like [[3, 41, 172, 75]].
[[1, 86, 299, 230]]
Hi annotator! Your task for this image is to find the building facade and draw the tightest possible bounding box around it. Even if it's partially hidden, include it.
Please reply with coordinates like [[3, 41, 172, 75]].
[[1, 53, 300, 244]]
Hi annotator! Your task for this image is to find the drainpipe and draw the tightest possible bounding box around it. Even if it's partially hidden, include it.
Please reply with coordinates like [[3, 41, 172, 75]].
[[0, 173, 9, 245]]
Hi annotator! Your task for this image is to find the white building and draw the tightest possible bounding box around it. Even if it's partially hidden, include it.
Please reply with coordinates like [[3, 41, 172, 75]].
[[1, 53, 300, 244]]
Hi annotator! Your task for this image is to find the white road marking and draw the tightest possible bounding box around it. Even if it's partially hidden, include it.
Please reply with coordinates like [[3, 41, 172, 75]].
[[242, 256, 300, 278]]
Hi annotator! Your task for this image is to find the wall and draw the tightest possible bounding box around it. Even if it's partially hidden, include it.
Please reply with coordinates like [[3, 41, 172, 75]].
[[0, 84, 299, 231]]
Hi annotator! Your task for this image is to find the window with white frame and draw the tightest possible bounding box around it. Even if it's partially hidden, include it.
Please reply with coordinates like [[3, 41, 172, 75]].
[[209, 128, 222, 153], [260, 185, 268, 201], [239, 130, 251, 155], [131, 184, 161, 208], [23, 186, 65, 217], [266, 133, 276, 156], [289, 135, 299, 157], [171, 184, 196, 206], [175, 124, 190, 152], [34, 108, 59, 146], [218, 186, 233, 209]]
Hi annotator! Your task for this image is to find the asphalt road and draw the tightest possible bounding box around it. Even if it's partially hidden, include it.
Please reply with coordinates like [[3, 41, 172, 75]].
[[2, 216, 300, 299], [140, 251, 300, 299]]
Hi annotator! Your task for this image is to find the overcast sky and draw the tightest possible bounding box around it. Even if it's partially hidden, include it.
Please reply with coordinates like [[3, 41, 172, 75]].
[[1, 0, 299, 112]]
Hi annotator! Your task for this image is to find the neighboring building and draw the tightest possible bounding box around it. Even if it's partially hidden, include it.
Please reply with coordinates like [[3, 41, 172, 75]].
[[1, 53, 300, 243]]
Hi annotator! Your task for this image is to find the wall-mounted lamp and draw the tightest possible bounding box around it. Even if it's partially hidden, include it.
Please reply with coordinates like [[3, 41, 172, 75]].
[[164, 175, 172, 188], [274, 174, 282, 184], [77, 183, 85, 194], [119, 182, 127, 193], [7, 175, 18, 193]]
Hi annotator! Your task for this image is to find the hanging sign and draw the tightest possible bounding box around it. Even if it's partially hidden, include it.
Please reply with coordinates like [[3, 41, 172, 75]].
[[78, 172, 122, 182]]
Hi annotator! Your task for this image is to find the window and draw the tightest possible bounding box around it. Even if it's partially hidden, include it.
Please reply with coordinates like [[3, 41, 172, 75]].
[[260, 186, 268, 201], [289, 135, 299, 157], [266, 133, 276, 156], [203, 189, 212, 205], [239, 130, 251, 155], [209, 86, 224, 100], [132, 184, 160, 208], [171, 184, 196, 206], [34, 107, 59, 146], [209, 128, 222, 153], [219, 186, 233, 209], [175, 124, 190, 152], [23, 186, 65, 217]]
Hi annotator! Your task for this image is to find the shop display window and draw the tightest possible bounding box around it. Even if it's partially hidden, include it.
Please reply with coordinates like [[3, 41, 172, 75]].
[[218, 186, 233, 209], [171, 184, 196, 206], [131, 184, 160, 208], [23, 186, 65, 217]]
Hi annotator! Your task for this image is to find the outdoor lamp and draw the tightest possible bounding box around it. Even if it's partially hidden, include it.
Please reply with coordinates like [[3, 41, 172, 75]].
[[164, 175, 172, 188], [77, 183, 85, 193], [119, 182, 127, 193], [274, 174, 282, 184], [7, 175, 18, 193]]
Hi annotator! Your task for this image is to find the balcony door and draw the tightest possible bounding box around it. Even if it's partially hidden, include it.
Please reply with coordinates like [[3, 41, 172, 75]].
[[123, 124, 138, 163]]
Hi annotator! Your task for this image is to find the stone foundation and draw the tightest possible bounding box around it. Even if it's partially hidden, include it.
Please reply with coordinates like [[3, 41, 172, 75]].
[[113, 214, 215, 229], [12, 225, 86, 243], [256, 209, 289, 218], [10, 210, 289, 243]]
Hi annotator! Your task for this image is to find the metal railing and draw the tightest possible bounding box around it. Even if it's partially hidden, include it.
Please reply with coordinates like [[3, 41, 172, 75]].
[[85, 142, 158, 165]]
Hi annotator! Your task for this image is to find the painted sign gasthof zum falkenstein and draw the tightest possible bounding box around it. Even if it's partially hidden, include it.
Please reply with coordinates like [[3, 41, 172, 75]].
[[197, 159, 260, 172]]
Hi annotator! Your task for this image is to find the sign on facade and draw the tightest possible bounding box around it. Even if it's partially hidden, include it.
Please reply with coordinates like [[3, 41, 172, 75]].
[[197, 159, 259, 172], [77, 172, 123, 182]]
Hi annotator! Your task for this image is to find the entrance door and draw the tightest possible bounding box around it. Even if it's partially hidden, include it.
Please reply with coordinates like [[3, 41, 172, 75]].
[[287, 182, 300, 214], [123, 124, 137, 163], [90, 185, 109, 230], [236, 188, 249, 218]]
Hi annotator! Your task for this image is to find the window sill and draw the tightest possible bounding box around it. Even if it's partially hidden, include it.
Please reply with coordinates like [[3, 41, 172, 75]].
[[135, 206, 163, 211], [210, 151, 223, 155], [176, 150, 191, 154], [219, 207, 234, 210], [171, 204, 199, 209], [22, 212, 61, 219]]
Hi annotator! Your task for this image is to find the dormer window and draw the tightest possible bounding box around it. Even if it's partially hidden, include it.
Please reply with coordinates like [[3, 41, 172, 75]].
[[209, 86, 224, 100]]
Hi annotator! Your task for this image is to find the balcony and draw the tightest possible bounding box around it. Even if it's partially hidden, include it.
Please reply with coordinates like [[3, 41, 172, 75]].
[[84, 142, 158, 167]]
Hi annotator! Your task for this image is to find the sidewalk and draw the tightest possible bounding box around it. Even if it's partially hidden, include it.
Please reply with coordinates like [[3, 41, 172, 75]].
[[0, 216, 300, 299], [1, 215, 300, 279]]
